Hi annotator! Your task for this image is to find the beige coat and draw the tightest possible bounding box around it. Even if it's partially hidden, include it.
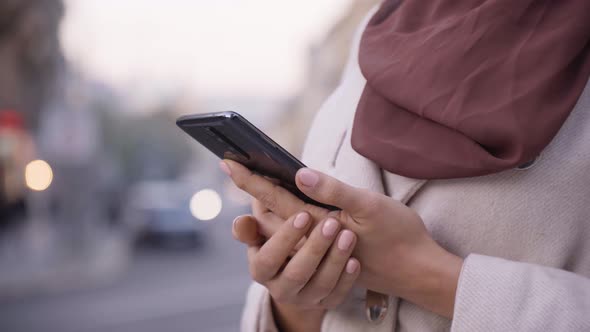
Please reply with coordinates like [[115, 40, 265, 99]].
[[241, 11, 590, 332]]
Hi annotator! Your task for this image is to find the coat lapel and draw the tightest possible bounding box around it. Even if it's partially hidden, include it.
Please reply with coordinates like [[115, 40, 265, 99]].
[[329, 116, 428, 206]]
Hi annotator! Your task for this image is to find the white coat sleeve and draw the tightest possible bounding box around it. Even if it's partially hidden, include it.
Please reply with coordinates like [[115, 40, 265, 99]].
[[451, 254, 590, 331], [240, 282, 279, 332]]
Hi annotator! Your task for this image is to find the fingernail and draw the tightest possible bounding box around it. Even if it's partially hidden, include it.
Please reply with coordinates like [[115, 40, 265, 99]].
[[338, 230, 355, 251], [219, 161, 231, 176], [345, 259, 359, 274], [322, 218, 339, 238], [298, 169, 319, 188], [293, 212, 310, 229]]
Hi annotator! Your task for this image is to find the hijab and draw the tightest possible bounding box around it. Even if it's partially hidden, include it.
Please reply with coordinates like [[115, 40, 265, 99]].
[[352, 0, 590, 179]]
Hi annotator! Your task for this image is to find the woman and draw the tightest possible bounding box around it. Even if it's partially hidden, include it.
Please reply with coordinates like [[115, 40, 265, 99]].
[[225, 1, 590, 331]]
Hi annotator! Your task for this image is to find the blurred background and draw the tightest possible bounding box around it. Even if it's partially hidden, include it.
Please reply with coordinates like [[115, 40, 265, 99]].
[[0, 0, 378, 331]]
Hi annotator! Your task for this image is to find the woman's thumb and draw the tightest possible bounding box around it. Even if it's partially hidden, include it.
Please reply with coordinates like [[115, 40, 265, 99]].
[[296, 168, 372, 216]]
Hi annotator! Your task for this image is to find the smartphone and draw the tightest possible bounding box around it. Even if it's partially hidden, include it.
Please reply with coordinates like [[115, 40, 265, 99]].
[[176, 111, 337, 211]]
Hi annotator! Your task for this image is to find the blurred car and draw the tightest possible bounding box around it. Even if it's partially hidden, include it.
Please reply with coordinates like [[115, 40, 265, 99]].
[[124, 180, 209, 248]]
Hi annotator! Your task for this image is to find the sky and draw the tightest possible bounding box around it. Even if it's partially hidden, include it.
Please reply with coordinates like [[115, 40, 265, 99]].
[[60, 0, 353, 100]]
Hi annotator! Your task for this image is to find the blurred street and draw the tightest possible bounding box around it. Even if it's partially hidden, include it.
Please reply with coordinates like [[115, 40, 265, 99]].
[[0, 217, 252, 332], [0, 1, 373, 332]]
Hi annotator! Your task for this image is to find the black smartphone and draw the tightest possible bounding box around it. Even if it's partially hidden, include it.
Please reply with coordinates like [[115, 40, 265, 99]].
[[176, 111, 337, 211]]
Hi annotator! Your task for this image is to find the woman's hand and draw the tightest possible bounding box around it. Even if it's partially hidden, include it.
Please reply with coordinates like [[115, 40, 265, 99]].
[[232, 212, 361, 331], [223, 160, 463, 318]]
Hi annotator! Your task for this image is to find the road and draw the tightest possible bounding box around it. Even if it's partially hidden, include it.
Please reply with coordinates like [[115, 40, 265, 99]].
[[0, 217, 253, 332]]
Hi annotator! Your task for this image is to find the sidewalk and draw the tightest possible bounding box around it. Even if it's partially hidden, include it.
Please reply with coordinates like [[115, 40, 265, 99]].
[[0, 219, 131, 300]]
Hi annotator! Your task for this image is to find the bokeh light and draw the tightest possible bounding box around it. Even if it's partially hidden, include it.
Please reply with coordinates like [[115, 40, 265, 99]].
[[25, 160, 54, 191], [189, 189, 222, 221]]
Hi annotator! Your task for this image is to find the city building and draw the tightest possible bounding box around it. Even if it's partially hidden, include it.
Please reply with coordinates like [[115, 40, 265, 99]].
[[279, 0, 380, 157]]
